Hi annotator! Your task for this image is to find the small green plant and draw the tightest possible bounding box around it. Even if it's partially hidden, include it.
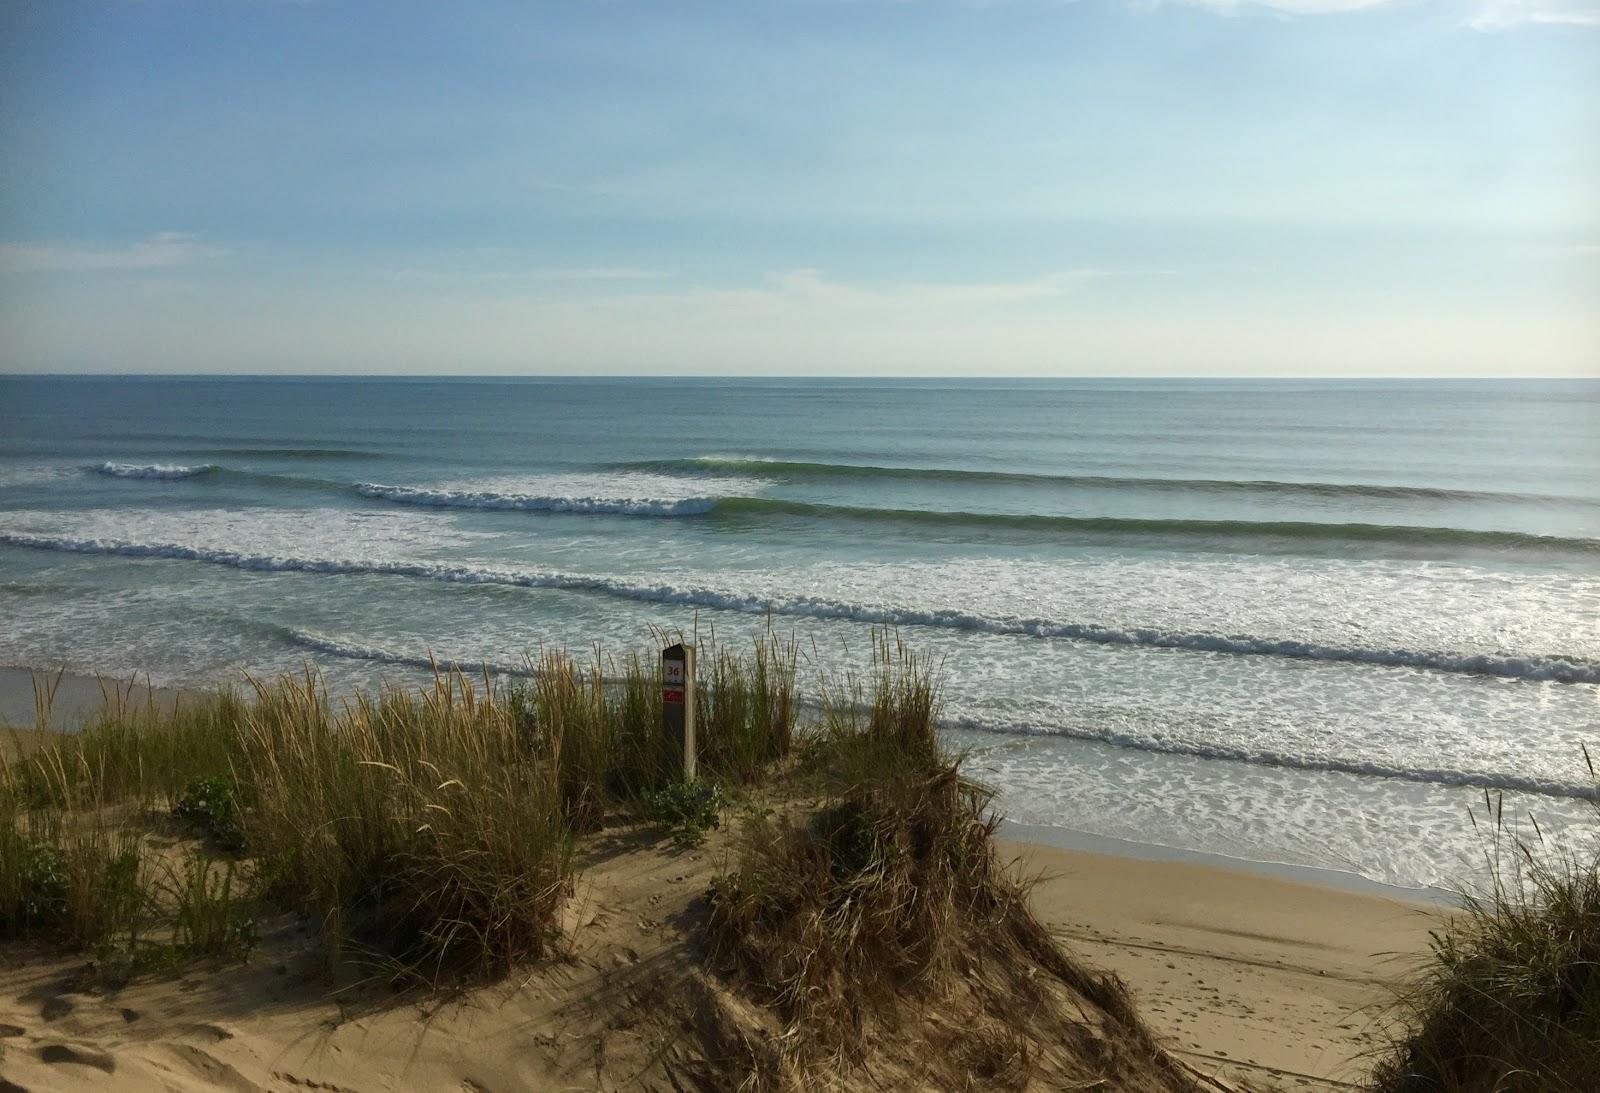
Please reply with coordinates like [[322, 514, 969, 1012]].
[[168, 856, 258, 962], [0, 832, 68, 936], [644, 779, 725, 848], [173, 776, 245, 853]]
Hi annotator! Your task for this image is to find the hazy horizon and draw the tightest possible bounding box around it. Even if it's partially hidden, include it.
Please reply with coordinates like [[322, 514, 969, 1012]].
[[3, 1, 1596, 377]]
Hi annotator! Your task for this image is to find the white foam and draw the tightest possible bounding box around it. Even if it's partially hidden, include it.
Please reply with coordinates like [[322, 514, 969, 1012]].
[[947, 712, 1599, 800], [94, 462, 214, 480], [355, 483, 718, 516], [353, 470, 763, 516], [0, 465, 81, 487], [4, 525, 1595, 685]]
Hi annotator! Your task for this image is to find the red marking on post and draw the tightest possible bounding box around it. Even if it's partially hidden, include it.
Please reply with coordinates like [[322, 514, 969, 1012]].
[[663, 687, 685, 705]]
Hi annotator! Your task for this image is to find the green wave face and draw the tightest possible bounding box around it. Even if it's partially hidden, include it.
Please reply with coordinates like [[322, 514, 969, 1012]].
[[621, 456, 1593, 508], [708, 496, 1600, 554]]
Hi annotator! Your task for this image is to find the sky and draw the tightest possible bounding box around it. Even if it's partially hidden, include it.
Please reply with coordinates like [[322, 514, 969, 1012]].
[[0, 0, 1596, 376]]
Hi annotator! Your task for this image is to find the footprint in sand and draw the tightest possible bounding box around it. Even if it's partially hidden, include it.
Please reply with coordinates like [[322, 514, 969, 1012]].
[[37, 1043, 116, 1074], [38, 998, 72, 1022]]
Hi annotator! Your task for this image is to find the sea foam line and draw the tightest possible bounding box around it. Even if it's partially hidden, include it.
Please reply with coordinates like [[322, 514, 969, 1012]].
[[277, 627, 541, 678], [353, 483, 719, 516], [950, 714, 1600, 801], [4, 530, 1597, 686]]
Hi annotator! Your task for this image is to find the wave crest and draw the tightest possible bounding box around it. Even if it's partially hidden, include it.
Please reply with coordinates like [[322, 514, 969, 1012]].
[[627, 456, 1594, 508], [353, 482, 720, 516], [93, 462, 216, 480]]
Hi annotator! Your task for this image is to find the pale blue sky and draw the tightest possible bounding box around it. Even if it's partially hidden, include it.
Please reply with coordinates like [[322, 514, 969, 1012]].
[[1, 0, 1595, 375]]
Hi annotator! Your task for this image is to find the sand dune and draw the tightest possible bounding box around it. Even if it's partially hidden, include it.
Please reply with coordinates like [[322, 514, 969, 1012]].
[[0, 823, 1438, 1092]]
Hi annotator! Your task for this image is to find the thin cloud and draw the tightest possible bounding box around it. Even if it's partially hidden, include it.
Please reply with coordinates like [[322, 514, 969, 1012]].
[[593, 267, 1165, 319], [0, 233, 226, 275], [1468, 0, 1600, 26], [1154, 0, 1599, 24], [384, 265, 673, 285]]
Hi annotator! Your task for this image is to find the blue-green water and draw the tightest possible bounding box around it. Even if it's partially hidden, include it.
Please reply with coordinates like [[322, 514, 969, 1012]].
[[2, 376, 1597, 889]]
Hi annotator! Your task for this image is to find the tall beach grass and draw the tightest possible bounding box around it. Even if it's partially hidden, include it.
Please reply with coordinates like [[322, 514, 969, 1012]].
[[0, 629, 799, 984], [1372, 763, 1600, 1093]]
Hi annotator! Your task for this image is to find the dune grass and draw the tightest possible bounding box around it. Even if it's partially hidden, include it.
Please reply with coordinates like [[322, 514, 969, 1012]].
[[704, 634, 1186, 1090], [0, 629, 798, 985], [1371, 771, 1600, 1093], [239, 668, 577, 978]]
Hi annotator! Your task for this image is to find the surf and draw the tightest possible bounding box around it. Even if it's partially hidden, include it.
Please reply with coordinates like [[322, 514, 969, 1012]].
[[6, 530, 1596, 686]]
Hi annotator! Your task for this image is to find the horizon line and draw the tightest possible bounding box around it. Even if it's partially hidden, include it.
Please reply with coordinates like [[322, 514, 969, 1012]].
[[3, 372, 1598, 382]]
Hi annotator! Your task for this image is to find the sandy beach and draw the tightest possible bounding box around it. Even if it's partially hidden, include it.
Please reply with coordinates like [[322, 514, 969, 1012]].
[[0, 666, 187, 734], [0, 824, 1440, 1091], [1005, 837, 1439, 1089]]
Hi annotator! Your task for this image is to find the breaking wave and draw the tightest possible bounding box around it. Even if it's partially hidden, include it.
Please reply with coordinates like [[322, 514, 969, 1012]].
[[353, 482, 719, 516], [93, 462, 217, 480], [5, 530, 1596, 686], [78, 461, 1598, 553]]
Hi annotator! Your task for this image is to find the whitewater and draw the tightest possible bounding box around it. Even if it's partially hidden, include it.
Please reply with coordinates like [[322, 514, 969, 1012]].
[[2, 376, 1597, 890]]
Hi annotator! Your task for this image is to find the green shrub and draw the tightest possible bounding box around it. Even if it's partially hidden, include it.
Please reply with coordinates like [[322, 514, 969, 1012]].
[[0, 830, 69, 936], [173, 776, 245, 853], [644, 779, 725, 849]]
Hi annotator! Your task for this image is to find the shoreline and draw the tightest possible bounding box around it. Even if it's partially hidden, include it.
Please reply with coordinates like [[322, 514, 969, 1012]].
[[0, 665, 189, 733], [1001, 819, 1457, 907], [1, 662, 1454, 903]]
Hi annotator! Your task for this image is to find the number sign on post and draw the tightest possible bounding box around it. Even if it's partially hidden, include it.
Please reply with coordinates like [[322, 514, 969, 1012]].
[[661, 643, 697, 780]]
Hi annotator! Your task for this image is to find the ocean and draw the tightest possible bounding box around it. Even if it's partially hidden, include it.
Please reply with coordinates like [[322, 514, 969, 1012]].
[[2, 375, 1596, 891]]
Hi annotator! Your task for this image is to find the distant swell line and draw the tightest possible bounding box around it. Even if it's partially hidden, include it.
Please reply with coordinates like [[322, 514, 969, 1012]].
[[4, 531, 1596, 686], [952, 715, 1600, 801], [193, 447, 382, 460], [335, 480, 1600, 553], [626, 456, 1592, 507], [82, 464, 1598, 552]]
